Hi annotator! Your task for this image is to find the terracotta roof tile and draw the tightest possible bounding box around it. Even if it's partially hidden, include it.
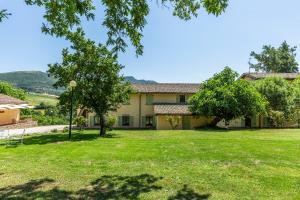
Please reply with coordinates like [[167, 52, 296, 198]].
[[154, 105, 191, 115], [0, 94, 26, 105], [240, 73, 300, 80], [132, 83, 200, 94]]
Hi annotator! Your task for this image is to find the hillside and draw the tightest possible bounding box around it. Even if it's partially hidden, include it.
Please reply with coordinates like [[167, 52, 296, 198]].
[[0, 71, 156, 95], [0, 71, 63, 95]]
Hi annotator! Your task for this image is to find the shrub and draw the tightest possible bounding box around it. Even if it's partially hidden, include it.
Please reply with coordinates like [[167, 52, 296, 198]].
[[268, 110, 285, 128], [62, 126, 69, 133], [105, 115, 116, 131], [74, 116, 87, 131], [166, 116, 181, 130], [51, 129, 58, 133]]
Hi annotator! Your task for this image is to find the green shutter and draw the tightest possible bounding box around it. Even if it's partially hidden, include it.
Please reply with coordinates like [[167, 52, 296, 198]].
[[241, 118, 245, 127], [90, 116, 93, 127], [130, 116, 134, 127], [142, 116, 146, 127], [176, 95, 180, 103], [263, 116, 269, 127], [118, 116, 122, 127], [153, 116, 156, 127], [146, 95, 153, 105]]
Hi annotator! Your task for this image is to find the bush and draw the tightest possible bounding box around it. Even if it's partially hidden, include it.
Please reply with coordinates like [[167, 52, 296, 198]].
[[166, 116, 181, 130], [51, 129, 58, 133], [268, 110, 285, 128], [62, 126, 69, 133], [105, 115, 116, 131], [74, 116, 87, 131]]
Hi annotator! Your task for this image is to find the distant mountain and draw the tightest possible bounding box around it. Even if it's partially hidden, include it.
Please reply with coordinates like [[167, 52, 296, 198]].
[[0, 71, 156, 95], [124, 76, 157, 84]]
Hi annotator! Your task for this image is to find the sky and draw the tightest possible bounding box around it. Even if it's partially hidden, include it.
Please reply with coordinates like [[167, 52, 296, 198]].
[[1, 0, 300, 83]]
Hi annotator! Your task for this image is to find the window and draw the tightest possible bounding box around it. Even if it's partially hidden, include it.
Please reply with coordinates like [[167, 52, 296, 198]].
[[179, 95, 186, 104], [146, 94, 153, 105], [122, 115, 130, 126], [145, 116, 153, 126]]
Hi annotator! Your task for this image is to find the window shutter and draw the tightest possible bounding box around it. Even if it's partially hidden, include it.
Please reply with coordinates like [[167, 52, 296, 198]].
[[241, 118, 245, 127], [130, 116, 134, 127], [90, 116, 93, 126], [118, 116, 122, 127], [176, 95, 180, 103], [142, 116, 146, 127], [153, 116, 156, 127], [146, 95, 153, 105], [263, 116, 269, 127]]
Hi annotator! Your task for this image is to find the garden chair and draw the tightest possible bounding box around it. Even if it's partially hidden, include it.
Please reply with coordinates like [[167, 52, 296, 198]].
[[6, 129, 25, 146]]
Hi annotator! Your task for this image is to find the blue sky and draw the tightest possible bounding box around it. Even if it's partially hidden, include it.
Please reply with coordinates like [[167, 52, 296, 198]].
[[1, 0, 300, 83]]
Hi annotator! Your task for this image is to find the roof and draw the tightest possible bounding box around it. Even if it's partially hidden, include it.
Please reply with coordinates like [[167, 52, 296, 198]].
[[0, 94, 26, 105], [154, 104, 191, 115], [132, 83, 200, 94], [240, 72, 300, 80]]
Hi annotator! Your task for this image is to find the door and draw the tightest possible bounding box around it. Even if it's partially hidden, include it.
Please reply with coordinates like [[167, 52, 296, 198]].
[[182, 116, 191, 130], [245, 117, 251, 128]]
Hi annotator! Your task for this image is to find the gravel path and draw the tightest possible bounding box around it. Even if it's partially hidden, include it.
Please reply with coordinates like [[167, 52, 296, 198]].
[[0, 125, 68, 137]]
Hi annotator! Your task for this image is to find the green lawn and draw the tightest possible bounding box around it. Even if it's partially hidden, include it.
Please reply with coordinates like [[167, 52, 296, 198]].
[[26, 93, 58, 106], [0, 129, 300, 199]]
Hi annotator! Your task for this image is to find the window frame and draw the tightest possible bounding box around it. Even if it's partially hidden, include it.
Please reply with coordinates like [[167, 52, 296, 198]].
[[122, 115, 130, 126], [179, 95, 186, 104], [145, 116, 153, 127]]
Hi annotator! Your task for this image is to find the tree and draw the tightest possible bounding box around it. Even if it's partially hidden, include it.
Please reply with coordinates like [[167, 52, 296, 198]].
[[0, 81, 26, 100], [48, 29, 131, 136], [0, 9, 10, 22], [189, 67, 266, 127], [0, 0, 229, 55], [255, 77, 298, 127], [249, 41, 299, 73]]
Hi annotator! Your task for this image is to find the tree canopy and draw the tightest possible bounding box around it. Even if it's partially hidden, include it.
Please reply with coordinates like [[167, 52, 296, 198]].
[[0, 9, 10, 22], [255, 77, 298, 127], [189, 67, 266, 126], [48, 29, 131, 136], [0, 0, 229, 55], [0, 81, 26, 100], [249, 41, 299, 73]]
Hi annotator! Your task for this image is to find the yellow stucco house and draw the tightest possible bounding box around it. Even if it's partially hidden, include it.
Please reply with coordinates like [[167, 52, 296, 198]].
[[85, 72, 300, 130], [86, 83, 210, 130], [0, 94, 29, 126]]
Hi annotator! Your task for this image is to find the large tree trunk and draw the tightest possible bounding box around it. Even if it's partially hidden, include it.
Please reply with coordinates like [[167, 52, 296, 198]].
[[208, 117, 221, 127], [99, 114, 106, 137]]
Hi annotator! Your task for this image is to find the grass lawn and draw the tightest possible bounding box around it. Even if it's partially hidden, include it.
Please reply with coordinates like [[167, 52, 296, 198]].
[[0, 129, 300, 199], [26, 93, 58, 106]]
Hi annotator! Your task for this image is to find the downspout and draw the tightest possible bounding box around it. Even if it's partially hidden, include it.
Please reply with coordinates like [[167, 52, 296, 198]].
[[139, 93, 142, 128]]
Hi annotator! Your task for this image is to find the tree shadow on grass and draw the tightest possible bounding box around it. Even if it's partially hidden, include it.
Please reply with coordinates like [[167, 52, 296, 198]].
[[77, 174, 163, 199], [0, 178, 72, 200], [0, 174, 163, 200], [168, 185, 211, 200]]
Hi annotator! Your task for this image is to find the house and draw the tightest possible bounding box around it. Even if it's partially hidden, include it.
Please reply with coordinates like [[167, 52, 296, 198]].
[[86, 83, 210, 130], [85, 72, 300, 130], [0, 94, 31, 126]]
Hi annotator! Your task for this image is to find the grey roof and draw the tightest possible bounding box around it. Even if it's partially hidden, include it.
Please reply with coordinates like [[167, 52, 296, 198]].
[[240, 73, 300, 80], [0, 94, 26, 105], [132, 83, 200, 94], [154, 105, 191, 115]]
